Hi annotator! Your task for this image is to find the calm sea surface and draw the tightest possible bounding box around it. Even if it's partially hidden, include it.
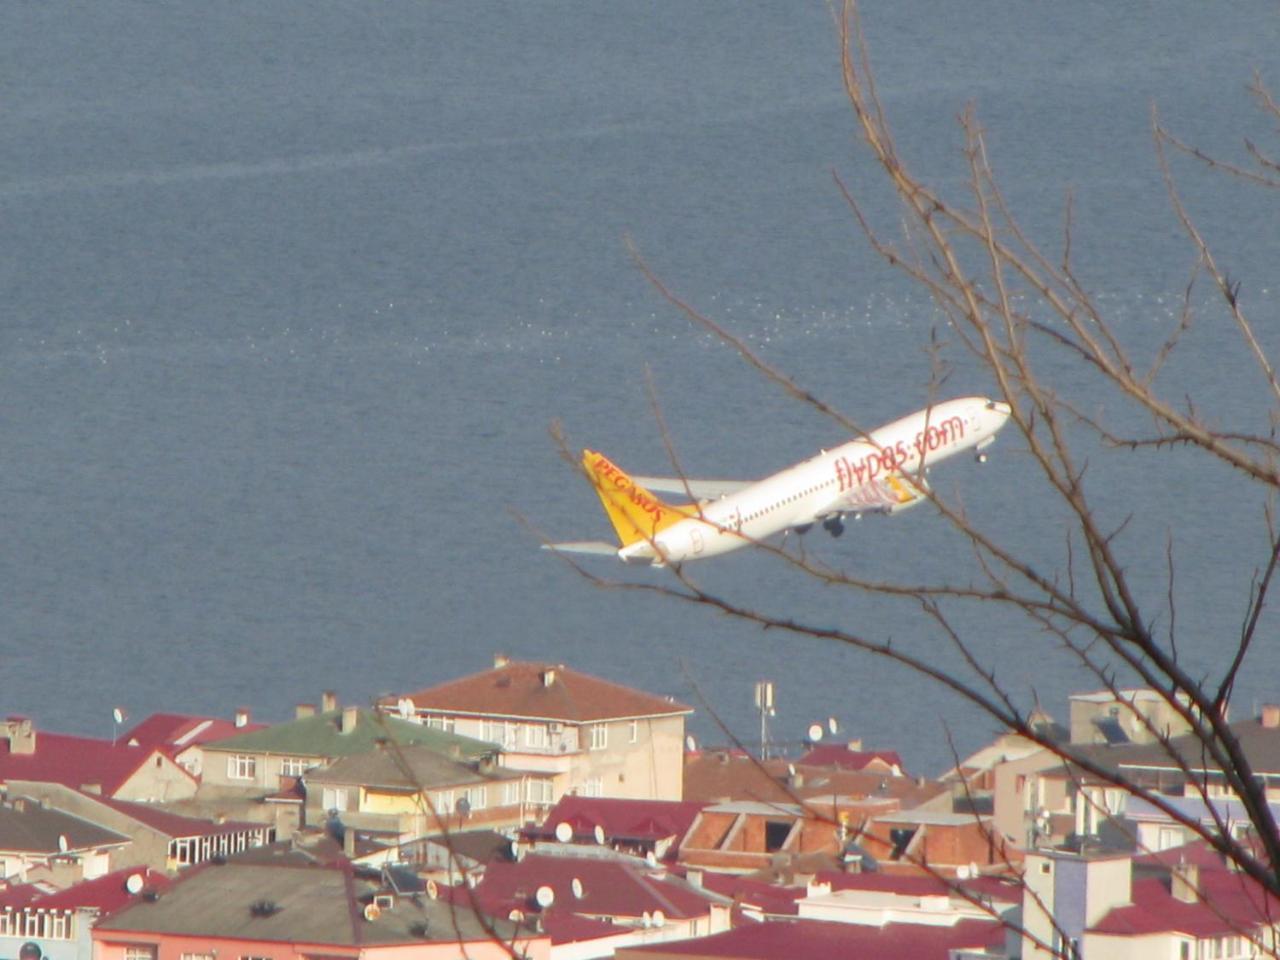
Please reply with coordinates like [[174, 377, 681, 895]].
[[2, 3, 1278, 773]]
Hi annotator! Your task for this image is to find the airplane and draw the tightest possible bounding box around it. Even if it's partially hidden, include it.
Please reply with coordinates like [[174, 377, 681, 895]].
[[545, 396, 1012, 565]]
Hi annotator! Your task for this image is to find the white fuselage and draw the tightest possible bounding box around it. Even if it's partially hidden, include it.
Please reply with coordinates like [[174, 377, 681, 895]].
[[619, 396, 1011, 564]]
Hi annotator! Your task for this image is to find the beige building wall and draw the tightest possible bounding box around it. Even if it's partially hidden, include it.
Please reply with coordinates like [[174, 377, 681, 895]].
[[991, 749, 1062, 848], [1069, 690, 1193, 746], [114, 754, 198, 803], [567, 715, 685, 801]]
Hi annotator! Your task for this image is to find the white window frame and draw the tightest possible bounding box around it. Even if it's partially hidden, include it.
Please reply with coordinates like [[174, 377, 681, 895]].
[[321, 786, 348, 811], [462, 785, 488, 811], [525, 724, 548, 749], [525, 779, 553, 804], [589, 722, 608, 751], [581, 776, 604, 797], [124, 948, 156, 960], [629, 719, 639, 743], [502, 781, 521, 806], [279, 756, 311, 777], [227, 754, 257, 781]]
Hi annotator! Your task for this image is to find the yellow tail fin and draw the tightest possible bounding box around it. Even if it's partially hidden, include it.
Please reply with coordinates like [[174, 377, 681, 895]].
[[582, 450, 693, 547]]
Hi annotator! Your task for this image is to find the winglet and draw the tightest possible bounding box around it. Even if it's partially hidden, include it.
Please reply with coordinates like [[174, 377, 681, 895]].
[[581, 450, 692, 547]]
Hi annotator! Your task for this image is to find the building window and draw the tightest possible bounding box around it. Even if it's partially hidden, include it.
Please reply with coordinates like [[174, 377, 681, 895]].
[[280, 756, 311, 777], [181, 953, 216, 960], [526, 779, 554, 804], [461, 786, 488, 811], [321, 786, 348, 812], [629, 719, 639, 743], [434, 790, 454, 815], [589, 723, 608, 751], [502, 781, 521, 806], [525, 724, 548, 749], [124, 948, 156, 960], [227, 754, 257, 781], [581, 777, 604, 797], [425, 715, 456, 733]]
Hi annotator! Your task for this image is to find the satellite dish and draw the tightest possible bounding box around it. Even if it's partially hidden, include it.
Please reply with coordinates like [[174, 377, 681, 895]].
[[956, 864, 971, 879], [593, 824, 606, 845], [425, 879, 438, 900], [645, 851, 657, 867], [554, 821, 573, 843], [363, 903, 381, 922], [571, 877, 584, 899], [685, 734, 697, 752], [828, 717, 839, 734], [58, 834, 69, 853], [807, 723, 824, 742], [112, 707, 125, 724], [969, 861, 979, 877], [652, 909, 665, 928], [534, 885, 555, 909], [641, 911, 652, 928], [124, 874, 144, 895], [508, 908, 523, 922]]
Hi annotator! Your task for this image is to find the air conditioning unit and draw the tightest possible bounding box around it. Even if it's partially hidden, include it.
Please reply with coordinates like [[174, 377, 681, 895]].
[[548, 722, 563, 734]]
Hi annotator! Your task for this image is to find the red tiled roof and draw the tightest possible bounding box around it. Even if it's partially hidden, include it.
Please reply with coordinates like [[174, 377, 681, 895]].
[[0, 883, 45, 910], [1091, 871, 1280, 938], [539, 910, 627, 945], [475, 854, 713, 922], [616, 917, 1003, 959], [695, 873, 806, 916], [529, 796, 706, 850], [25, 868, 170, 914], [0, 732, 192, 797], [386, 661, 692, 723], [811, 870, 1022, 904], [797, 744, 905, 773], [122, 713, 265, 752], [87, 793, 266, 839]]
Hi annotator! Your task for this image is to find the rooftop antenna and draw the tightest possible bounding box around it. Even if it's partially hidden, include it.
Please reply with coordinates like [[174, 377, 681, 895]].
[[111, 707, 126, 746], [754, 682, 775, 760]]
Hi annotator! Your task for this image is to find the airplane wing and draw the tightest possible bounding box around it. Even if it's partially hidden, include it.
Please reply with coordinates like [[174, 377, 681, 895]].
[[630, 475, 753, 501], [541, 540, 620, 556]]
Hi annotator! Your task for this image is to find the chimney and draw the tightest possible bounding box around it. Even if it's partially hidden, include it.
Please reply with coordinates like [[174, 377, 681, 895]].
[[2, 717, 36, 755], [1171, 860, 1200, 904], [541, 668, 556, 688], [494, 653, 510, 669], [235, 708, 251, 728], [340, 705, 359, 734], [322, 691, 339, 713], [1262, 704, 1280, 729], [296, 703, 317, 719]]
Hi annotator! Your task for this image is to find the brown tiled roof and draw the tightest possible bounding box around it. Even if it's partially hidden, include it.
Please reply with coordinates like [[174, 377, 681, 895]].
[[386, 661, 692, 723], [682, 752, 946, 809]]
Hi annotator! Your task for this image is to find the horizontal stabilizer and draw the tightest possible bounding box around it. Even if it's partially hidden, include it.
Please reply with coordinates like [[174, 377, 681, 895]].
[[631, 475, 752, 500], [541, 540, 620, 557]]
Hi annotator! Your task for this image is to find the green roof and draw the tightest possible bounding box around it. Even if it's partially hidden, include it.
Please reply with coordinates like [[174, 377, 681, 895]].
[[202, 709, 493, 761]]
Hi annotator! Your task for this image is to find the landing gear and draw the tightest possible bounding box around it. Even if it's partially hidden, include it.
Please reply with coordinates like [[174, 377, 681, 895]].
[[975, 451, 989, 464], [822, 516, 845, 537]]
